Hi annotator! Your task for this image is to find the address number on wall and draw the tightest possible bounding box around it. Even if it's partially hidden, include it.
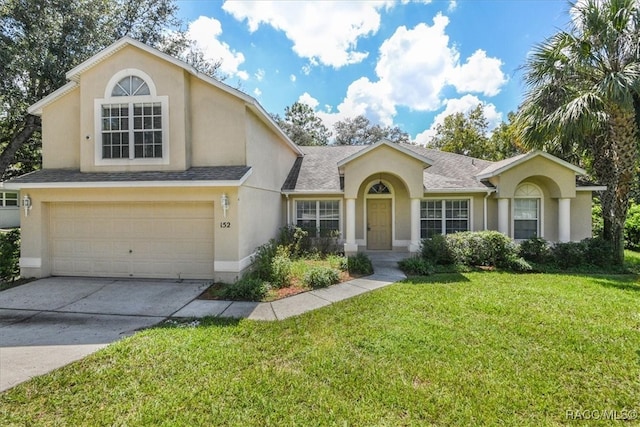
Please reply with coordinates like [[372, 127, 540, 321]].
[[220, 222, 231, 228]]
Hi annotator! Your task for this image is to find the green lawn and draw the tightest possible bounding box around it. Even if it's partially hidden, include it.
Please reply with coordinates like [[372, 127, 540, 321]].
[[1, 271, 639, 426]]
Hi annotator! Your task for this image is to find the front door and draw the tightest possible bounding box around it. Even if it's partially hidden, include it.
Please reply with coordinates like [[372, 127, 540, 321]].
[[367, 199, 392, 250]]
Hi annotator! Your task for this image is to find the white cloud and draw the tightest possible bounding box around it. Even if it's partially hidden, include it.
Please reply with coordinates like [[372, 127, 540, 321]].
[[253, 88, 262, 97], [255, 69, 265, 81], [314, 14, 507, 136], [414, 95, 502, 145], [298, 92, 319, 109], [187, 16, 248, 80], [290, 74, 297, 82], [222, 0, 395, 68], [448, 50, 508, 96]]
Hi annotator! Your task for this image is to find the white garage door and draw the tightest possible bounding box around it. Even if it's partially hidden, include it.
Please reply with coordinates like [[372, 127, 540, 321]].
[[50, 202, 215, 279]]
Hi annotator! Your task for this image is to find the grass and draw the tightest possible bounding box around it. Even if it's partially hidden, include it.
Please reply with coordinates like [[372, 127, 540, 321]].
[[1, 271, 639, 425]]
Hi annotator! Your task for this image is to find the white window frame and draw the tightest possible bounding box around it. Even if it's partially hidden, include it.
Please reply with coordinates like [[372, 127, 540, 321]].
[[94, 69, 169, 166], [0, 191, 18, 208], [294, 199, 342, 238], [513, 183, 543, 240], [420, 198, 472, 239]]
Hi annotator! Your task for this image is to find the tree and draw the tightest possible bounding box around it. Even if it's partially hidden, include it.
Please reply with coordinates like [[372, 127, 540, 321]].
[[0, 0, 221, 180], [333, 115, 410, 145], [517, 0, 640, 264], [272, 102, 331, 146], [489, 112, 526, 160]]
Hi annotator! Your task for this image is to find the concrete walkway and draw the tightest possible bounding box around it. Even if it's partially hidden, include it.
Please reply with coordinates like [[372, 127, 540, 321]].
[[173, 251, 407, 321]]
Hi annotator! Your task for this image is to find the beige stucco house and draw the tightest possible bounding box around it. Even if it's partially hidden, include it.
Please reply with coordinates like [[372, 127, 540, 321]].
[[6, 37, 603, 281]]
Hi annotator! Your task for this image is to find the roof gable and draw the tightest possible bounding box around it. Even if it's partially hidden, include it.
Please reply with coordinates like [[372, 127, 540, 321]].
[[336, 139, 433, 169], [476, 150, 585, 179], [27, 36, 303, 156]]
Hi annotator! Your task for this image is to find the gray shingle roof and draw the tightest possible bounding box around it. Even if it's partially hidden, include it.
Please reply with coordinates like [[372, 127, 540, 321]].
[[283, 144, 496, 192], [7, 166, 251, 185]]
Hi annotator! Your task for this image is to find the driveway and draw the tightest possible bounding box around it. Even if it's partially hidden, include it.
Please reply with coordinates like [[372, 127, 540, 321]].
[[0, 277, 209, 392]]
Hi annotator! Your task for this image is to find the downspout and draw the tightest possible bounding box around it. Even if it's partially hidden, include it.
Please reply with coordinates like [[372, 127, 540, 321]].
[[285, 193, 290, 225], [483, 190, 493, 231]]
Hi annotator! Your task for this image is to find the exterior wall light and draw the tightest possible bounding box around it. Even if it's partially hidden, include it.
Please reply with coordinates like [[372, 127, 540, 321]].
[[221, 193, 230, 217], [23, 194, 32, 217]]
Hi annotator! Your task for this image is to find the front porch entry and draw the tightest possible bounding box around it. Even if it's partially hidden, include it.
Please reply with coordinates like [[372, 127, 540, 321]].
[[367, 199, 392, 250]]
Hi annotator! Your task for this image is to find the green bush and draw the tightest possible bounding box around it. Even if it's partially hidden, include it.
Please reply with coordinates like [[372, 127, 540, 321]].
[[326, 254, 348, 271], [252, 239, 278, 281], [398, 257, 434, 276], [582, 237, 615, 267], [445, 231, 517, 268], [0, 229, 20, 282], [420, 233, 454, 265], [551, 241, 586, 269], [220, 277, 270, 301], [519, 237, 551, 264], [347, 252, 373, 275], [277, 225, 311, 258], [304, 266, 340, 288], [504, 256, 533, 273], [592, 198, 604, 238], [624, 203, 640, 250], [270, 245, 292, 288]]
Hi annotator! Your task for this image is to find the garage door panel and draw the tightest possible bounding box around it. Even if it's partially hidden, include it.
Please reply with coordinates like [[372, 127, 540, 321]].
[[50, 202, 215, 279]]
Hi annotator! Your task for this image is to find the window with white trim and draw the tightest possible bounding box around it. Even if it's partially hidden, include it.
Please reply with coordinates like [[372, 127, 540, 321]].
[[0, 192, 18, 207], [420, 199, 469, 238], [96, 70, 168, 163], [514, 183, 541, 239], [295, 200, 340, 237]]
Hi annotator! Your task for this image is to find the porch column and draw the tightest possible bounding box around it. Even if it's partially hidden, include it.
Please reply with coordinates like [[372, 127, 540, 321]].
[[344, 198, 358, 254], [409, 198, 421, 253], [498, 198, 510, 236], [558, 198, 571, 242]]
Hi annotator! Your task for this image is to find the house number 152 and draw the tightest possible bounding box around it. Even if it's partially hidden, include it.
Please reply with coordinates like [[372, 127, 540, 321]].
[[220, 222, 231, 228]]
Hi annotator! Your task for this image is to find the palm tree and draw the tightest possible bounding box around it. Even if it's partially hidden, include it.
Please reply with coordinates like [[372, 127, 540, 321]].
[[518, 0, 640, 265]]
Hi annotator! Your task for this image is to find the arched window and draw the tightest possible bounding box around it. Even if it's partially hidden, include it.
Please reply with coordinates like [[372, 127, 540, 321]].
[[514, 183, 542, 239], [368, 182, 391, 194], [96, 69, 168, 164]]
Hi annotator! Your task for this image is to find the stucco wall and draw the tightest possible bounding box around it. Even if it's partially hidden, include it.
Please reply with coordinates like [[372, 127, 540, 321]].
[[189, 77, 247, 167], [42, 89, 81, 169], [494, 156, 577, 199], [571, 192, 594, 241]]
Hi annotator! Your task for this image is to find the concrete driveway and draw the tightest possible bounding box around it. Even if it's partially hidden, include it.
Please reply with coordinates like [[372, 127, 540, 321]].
[[0, 276, 209, 392]]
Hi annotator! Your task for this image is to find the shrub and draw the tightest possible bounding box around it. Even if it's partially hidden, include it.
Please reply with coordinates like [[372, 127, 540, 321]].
[[592, 198, 604, 238], [326, 254, 348, 271], [445, 231, 517, 268], [0, 229, 20, 282], [582, 237, 615, 267], [252, 239, 278, 281], [304, 266, 339, 288], [519, 237, 551, 264], [312, 229, 342, 255], [277, 225, 311, 258], [420, 233, 454, 265], [347, 252, 373, 275], [398, 257, 434, 276], [270, 245, 292, 288], [551, 241, 586, 269], [624, 203, 640, 250], [505, 256, 533, 273], [221, 277, 270, 301]]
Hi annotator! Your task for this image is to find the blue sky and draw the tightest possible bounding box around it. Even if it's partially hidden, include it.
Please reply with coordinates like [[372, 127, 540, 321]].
[[177, 0, 569, 144]]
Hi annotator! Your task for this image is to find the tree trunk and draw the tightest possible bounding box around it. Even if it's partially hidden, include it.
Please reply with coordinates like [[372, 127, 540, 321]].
[[0, 115, 41, 179], [598, 105, 639, 265]]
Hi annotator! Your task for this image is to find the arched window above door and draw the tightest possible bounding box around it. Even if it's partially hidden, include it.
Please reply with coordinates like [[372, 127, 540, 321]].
[[368, 182, 391, 194]]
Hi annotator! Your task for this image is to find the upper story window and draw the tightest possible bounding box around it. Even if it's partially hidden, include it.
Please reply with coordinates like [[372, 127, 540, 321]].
[[95, 69, 169, 165]]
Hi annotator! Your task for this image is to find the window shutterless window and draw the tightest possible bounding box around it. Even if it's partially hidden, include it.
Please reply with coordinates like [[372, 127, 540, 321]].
[[0, 192, 18, 207], [420, 199, 469, 238], [95, 70, 168, 165], [514, 198, 539, 239], [295, 200, 340, 237]]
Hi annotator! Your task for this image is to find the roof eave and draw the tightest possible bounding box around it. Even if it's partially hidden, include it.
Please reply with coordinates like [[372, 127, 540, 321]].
[[476, 150, 586, 180], [336, 139, 433, 168]]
